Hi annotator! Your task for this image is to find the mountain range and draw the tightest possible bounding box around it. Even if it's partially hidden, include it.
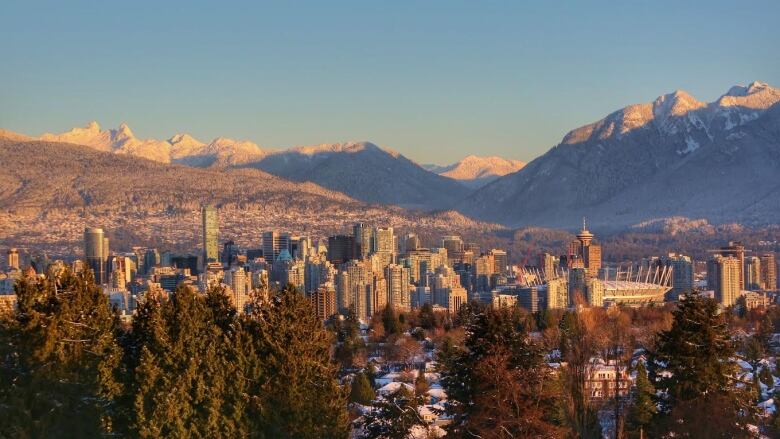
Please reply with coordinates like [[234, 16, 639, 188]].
[[3, 80, 780, 232], [424, 155, 525, 188], [460, 81, 780, 229], [31, 123, 491, 208]]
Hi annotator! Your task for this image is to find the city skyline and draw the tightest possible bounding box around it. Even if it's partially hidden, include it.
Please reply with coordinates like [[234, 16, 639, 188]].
[[3, 1, 779, 163]]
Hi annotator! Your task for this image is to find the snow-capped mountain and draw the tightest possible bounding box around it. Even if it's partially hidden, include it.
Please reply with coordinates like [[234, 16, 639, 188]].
[[38, 121, 264, 166], [425, 155, 525, 188], [8, 124, 470, 209], [240, 142, 469, 209], [460, 81, 780, 229]]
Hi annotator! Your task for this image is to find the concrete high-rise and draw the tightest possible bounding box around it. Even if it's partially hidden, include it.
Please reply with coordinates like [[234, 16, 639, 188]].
[[385, 264, 411, 311], [201, 205, 219, 265], [262, 231, 291, 263], [6, 248, 19, 270], [718, 241, 745, 290], [707, 255, 741, 307], [327, 235, 355, 266], [353, 223, 372, 260], [489, 249, 509, 276], [84, 227, 108, 284], [373, 227, 395, 258], [667, 253, 694, 296], [746, 256, 763, 290], [760, 253, 777, 290]]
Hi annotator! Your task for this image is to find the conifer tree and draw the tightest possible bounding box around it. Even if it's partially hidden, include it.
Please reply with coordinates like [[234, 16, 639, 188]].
[[438, 304, 564, 437], [248, 284, 349, 438], [358, 388, 426, 439], [414, 368, 429, 397], [0, 269, 122, 437], [625, 362, 656, 439], [382, 305, 402, 336], [650, 293, 756, 437], [128, 285, 247, 438], [350, 371, 376, 405]]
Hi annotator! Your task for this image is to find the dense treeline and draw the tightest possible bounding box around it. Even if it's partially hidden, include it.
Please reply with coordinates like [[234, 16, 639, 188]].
[[0, 269, 347, 438]]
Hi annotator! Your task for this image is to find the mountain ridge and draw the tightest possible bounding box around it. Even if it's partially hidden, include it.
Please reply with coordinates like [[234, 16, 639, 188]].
[[460, 81, 780, 229]]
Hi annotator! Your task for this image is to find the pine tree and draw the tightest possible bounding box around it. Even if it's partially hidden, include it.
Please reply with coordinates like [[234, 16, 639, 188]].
[[358, 388, 426, 439], [625, 362, 656, 439], [127, 285, 247, 438], [382, 305, 402, 336], [438, 304, 565, 437], [0, 269, 122, 437], [414, 368, 429, 397], [248, 285, 349, 438], [650, 293, 756, 437], [350, 371, 376, 405]]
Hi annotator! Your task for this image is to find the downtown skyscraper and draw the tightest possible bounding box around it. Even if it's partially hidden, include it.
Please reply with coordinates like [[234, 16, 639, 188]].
[[84, 227, 109, 284], [201, 205, 219, 266]]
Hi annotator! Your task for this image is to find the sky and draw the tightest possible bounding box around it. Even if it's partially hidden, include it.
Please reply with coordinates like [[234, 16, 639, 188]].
[[2, 1, 779, 164]]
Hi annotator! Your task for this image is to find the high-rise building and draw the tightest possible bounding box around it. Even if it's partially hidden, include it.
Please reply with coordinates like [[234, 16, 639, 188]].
[[201, 205, 219, 265], [327, 235, 355, 266], [224, 267, 250, 312], [545, 277, 569, 309], [707, 255, 741, 307], [143, 248, 160, 274], [84, 227, 108, 284], [403, 234, 420, 254], [222, 240, 240, 267], [489, 249, 509, 276], [353, 223, 373, 260], [667, 253, 694, 296], [304, 257, 335, 296], [539, 252, 558, 280], [718, 241, 745, 290], [373, 227, 396, 259], [385, 264, 411, 311], [343, 259, 371, 319], [760, 253, 777, 291], [311, 285, 337, 320], [746, 256, 763, 290], [262, 231, 291, 263], [6, 248, 19, 270]]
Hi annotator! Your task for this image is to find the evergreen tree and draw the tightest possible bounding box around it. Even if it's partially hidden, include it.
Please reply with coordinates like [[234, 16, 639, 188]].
[[414, 368, 429, 397], [350, 372, 376, 405], [650, 293, 755, 437], [438, 304, 564, 437], [127, 285, 247, 438], [382, 305, 402, 336], [625, 362, 656, 439], [247, 285, 349, 438], [418, 303, 436, 330], [358, 388, 426, 439], [0, 269, 122, 437]]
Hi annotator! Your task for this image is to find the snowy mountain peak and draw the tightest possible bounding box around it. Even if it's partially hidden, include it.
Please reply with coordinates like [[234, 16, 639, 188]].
[[427, 155, 526, 188], [114, 123, 135, 140], [85, 120, 101, 131], [718, 81, 780, 110], [168, 133, 203, 146]]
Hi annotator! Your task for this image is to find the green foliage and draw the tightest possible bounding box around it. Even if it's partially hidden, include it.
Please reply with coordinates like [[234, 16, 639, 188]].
[[1, 274, 349, 438], [0, 270, 122, 437], [650, 293, 755, 437], [625, 362, 657, 438], [358, 389, 426, 439], [350, 372, 376, 405], [438, 304, 563, 436], [418, 303, 436, 330], [414, 369, 429, 397], [381, 305, 402, 336]]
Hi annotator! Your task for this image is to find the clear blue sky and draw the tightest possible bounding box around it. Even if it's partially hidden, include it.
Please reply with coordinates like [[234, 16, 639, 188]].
[[2, 1, 778, 164]]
